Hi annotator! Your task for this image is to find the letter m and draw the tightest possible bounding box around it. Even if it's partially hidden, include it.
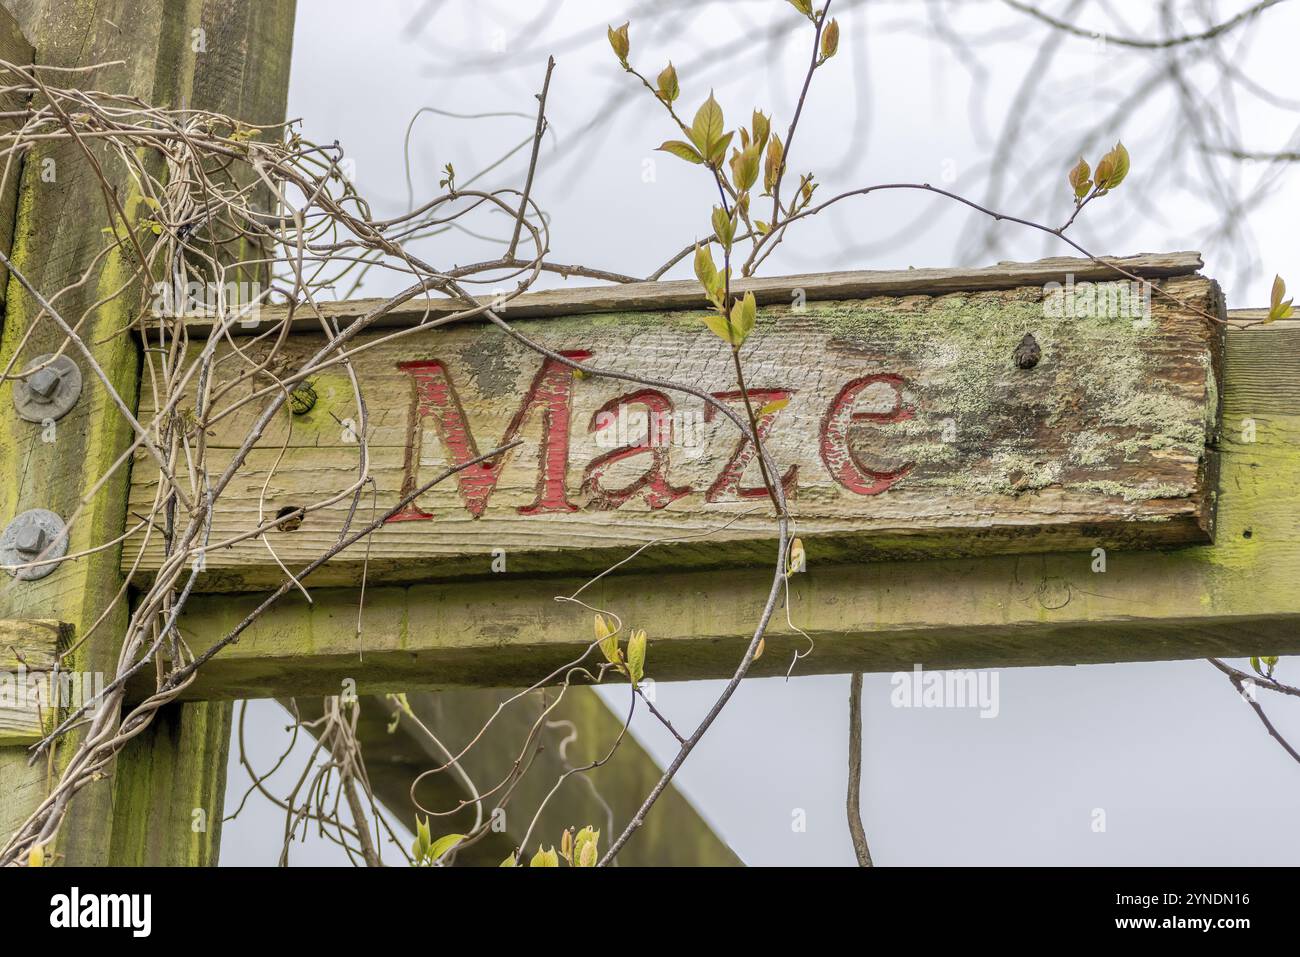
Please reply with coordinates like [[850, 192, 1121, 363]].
[[388, 351, 591, 520]]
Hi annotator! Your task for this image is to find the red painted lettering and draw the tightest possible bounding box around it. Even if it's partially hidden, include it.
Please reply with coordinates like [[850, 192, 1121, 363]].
[[388, 350, 591, 521], [581, 390, 690, 510], [819, 374, 914, 495], [704, 389, 798, 501]]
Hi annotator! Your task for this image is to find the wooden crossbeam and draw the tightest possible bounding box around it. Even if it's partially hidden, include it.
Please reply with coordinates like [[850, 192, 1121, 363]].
[[291, 689, 742, 866], [0, 619, 70, 745], [129, 253, 1223, 589], [176, 250, 1206, 338], [152, 291, 1299, 701]]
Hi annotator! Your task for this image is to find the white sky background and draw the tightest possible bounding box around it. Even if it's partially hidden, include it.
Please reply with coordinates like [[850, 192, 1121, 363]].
[[220, 0, 1300, 865]]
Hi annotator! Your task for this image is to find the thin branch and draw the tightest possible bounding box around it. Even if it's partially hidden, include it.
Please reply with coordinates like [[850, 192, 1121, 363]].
[[846, 673, 873, 867], [1001, 0, 1285, 50]]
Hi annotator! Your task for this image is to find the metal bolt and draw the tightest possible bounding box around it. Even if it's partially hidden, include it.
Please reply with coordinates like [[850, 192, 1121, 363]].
[[27, 368, 60, 401], [13, 355, 82, 423], [14, 525, 46, 556], [1, 509, 67, 581]]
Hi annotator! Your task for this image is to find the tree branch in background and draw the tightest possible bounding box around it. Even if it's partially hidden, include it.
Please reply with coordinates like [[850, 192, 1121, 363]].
[[847, 672, 873, 867], [1001, 0, 1284, 50], [1207, 658, 1300, 766]]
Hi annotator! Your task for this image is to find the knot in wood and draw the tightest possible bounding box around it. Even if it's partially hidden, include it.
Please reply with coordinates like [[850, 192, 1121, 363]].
[[1014, 332, 1041, 370]]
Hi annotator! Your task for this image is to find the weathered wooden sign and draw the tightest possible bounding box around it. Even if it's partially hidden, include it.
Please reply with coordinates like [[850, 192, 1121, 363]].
[[128, 253, 1223, 590]]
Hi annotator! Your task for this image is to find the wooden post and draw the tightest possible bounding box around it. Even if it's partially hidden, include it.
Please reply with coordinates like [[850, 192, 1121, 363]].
[[0, 0, 295, 866], [0, 1, 35, 853]]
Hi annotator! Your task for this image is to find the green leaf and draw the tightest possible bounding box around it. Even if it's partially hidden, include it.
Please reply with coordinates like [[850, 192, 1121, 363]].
[[1094, 141, 1129, 190], [1267, 274, 1294, 323], [694, 244, 725, 308], [731, 291, 757, 346], [595, 612, 614, 640], [428, 833, 465, 863], [711, 205, 735, 249], [656, 62, 679, 103], [530, 846, 560, 867], [607, 22, 630, 64], [690, 93, 725, 158], [764, 134, 784, 194], [595, 613, 622, 667], [1106, 141, 1130, 187], [500, 852, 518, 867], [752, 111, 771, 152], [729, 142, 761, 193], [758, 397, 790, 417], [628, 629, 647, 684], [1068, 156, 1092, 200], [820, 18, 840, 60], [707, 276, 727, 310], [574, 827, 600, 867], [701, 311, 737, 345], [657, 140, 705, 165], [787, 0, 814, 16], [787, 537, 806, 576], [707, 129, 734, 168], [416, 816, 432, 856]]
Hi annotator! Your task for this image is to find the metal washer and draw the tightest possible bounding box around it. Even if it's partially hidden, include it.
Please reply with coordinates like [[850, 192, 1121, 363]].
[[1, 508, 68, 581], [13, 354, 82, 423]]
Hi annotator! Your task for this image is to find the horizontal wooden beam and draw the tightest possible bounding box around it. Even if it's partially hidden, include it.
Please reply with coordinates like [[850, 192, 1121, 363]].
[[129, 255, 1222, 589], [0, 619, 71, 745], [162, 317, 1297, 699], [178, 251, 1205, 338]]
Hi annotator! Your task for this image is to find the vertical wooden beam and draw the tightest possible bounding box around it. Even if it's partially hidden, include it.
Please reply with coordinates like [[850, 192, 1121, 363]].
[[291, 689, 743, 866], [108, 699, 234, 866], [0, 0, 295, 865], [107, 0, 296, 870], [0, 6, 31, 310], [0, 3, 41, 857]]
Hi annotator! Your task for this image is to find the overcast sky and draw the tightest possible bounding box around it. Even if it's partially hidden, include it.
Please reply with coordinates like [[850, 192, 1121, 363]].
[[220, 0, 1300, 866]]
